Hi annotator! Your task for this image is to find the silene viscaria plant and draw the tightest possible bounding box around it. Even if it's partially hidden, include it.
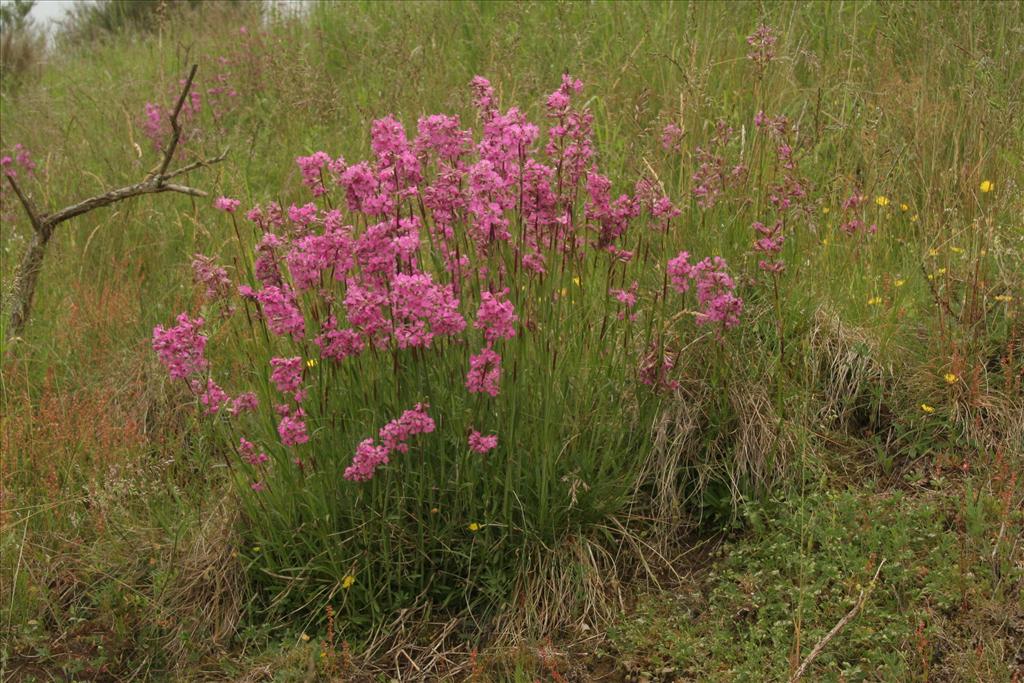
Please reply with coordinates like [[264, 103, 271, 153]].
[[152, 73, 769, 634]]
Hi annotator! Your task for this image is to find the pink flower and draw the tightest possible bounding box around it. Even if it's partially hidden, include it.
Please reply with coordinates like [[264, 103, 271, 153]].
[[270, 356, 304, 397], [239, 438, 269, 465], [474, 289, 517, 342], [295, 151, 333, 196], [278, 408, 309, 446], [314, 317, 365, 362], [191, 378, 230, 414], [752, 220, 785, 273], [667, 251, 694, 293], [390, 272, 467, 349], [468, 429, 498, 454], [229, 392, 259, 416], [610, 281, 639, 314], [256, 286, 305, 340], [191, 254, 232, 302], [661, 123, 684, 152], [344, 438, 390, 482], [747, 24, 778, 71], [466, 345, 502, 397], [214, 196, 241, 212], [378, 403, 436, 454], [152, 313, 209, 380], [344, 404, 435, 482], [250, 481, 266, 492]]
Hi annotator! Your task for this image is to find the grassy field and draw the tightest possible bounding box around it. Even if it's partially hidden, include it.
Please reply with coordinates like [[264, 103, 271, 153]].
[[1, 1, 1022, 680]]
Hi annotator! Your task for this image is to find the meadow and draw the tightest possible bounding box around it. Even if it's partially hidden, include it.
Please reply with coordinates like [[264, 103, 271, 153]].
[[1, 1, 1022, 680]]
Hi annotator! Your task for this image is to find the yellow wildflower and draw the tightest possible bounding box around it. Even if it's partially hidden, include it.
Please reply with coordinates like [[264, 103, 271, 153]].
[[306, 358, 318, 368], [927, 274, 934, 281], [994, 295, 1013, 302], [928, 248, 940, 257], [572, 276, 581, 286], [876, 195, 890, 207], [430, 507, 439, 514], [468, 522, 481, 532], [822, 207, 830, 215], [300, 632, 310, 642], [894, 279, 906, 288], [950, 246, 964, 254], [944, 373, 958, 384], [911, 214, 919, 222], [867, 296, 883, 305], [821, 238, 830, 246], [979, 180, 993, 193], [921, 404, 935, 414], [937, 267, 947, 275], [900, 203, 909, 212], [342, 575, 355, 589], [560, 288, 569, 297]]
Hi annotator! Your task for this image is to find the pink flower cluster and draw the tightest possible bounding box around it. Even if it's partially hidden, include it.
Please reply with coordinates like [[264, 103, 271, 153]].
[[192, 254, 232, 302], [345, 404, 436, 481], [747, 24, 778, 73], [474, 289, 517, 342], [214, 196, 242, 213], [468, 429, 498, 454], [152, 313, 209, 379], [752, 219, 785, 273], [466, 346, 503, 397], [668, 252, 743, 331], [1, 144, 36, 178]]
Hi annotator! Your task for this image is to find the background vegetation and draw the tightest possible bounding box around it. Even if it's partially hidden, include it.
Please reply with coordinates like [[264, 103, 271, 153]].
[[1, 1, 1021, 680]]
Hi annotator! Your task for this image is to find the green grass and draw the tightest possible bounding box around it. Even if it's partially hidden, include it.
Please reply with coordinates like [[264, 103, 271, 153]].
[[1, 1, 1022, 680]]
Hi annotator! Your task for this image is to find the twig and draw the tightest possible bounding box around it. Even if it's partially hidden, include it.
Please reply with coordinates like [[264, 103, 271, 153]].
[[3, 65, 227, 346], [788, 559, 886, 683]]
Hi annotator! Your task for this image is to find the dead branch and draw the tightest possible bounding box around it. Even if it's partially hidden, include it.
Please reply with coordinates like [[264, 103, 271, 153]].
[[3, 64, 227, 346], [788, 559, 886, 683]]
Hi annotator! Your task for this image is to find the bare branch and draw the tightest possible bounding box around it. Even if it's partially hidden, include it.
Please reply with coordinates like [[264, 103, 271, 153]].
[[156, 63, 199, 180], [4, 175, 47, 237], [45, 179, 209, 225], [164, 148, 230, 181], [4, 64, 228, 346]]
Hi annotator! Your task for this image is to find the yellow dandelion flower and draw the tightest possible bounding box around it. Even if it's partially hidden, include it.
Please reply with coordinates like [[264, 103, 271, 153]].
[[342, 575, 355, 589], [950, 246, 964, 254], [572, 276, 581, 286], [994, 295, 1013, 302], [867, 296, 883, 305], [900, 203, 909, 212], [468, 522, 481, 532], [894, 279, 906, 288], [876, 195, 890, 207], [944, 373, 958, 384], [937, 267, 947, 274], [911, 214, 919, 222], [979, 180, 993, 193], [921, 404, 935, 414], [928, 248, 940, 257], [822, 207, 830, 215], [306, 358, 318, 368], [927, 274, 935, 281]]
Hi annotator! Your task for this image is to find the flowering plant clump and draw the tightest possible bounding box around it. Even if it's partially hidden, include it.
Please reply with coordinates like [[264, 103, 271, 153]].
[[152, 72, 772, 632]]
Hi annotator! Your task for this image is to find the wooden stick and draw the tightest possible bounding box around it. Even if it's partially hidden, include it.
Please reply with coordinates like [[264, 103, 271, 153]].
[[788, 559, 886, 683]]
